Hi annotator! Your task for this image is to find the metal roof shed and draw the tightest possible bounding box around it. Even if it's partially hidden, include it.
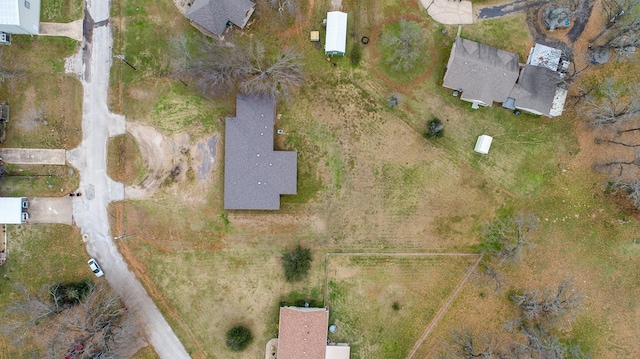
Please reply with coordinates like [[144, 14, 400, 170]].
[[474, 135, 493, 154], [0, 197, 24, 224], [325, 11, 347, 56]]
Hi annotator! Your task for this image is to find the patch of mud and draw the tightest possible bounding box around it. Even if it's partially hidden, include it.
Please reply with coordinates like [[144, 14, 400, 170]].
[[193, 135, 217, 181]]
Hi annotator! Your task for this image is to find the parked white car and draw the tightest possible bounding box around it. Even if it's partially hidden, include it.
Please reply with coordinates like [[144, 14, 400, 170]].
[[88, 258, 104, 277]]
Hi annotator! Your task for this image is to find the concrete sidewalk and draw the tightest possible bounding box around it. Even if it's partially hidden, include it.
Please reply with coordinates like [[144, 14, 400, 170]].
[[420, 0, 474, 25], [39, 20, 83, 42], [0, 148, 66, 165]]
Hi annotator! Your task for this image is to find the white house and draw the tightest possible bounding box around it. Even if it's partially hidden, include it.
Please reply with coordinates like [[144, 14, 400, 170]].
[[0, 0, 41, 35], [325, 11, 347, 56]]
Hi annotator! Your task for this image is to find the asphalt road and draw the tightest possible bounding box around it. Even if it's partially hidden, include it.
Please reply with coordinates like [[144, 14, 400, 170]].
[[67, 1, 191, 358], [476, 0, 546, 19]]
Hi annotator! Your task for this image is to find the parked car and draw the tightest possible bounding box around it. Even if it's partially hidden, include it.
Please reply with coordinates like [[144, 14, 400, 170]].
[[87, 258, 104, 277], [21, 212, 29, 222]]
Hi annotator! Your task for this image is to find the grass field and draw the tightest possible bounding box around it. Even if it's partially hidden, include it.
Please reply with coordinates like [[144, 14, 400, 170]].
[[100, 0, 640, 358], [326, 254, 478, 358], [40, 0, 84, 23], [0, 36, 82, 149]]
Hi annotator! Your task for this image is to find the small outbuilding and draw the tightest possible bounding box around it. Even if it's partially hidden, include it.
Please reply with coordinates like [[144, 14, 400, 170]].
[[325, 11, 347, 56], [474, 135, 493, 154]]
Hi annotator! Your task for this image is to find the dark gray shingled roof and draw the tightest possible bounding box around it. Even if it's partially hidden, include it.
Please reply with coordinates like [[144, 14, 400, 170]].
[[443, 37, 520, 106], [508, 65, 563, 116], [224, 94, 297, 210], [186, 0, 255, 36]]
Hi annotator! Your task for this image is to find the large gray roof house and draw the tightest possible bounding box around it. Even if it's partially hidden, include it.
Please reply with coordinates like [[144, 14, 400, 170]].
[[224, 94, 297, 210], [186, 0, 255, 36], [443, 37, 520, 107]]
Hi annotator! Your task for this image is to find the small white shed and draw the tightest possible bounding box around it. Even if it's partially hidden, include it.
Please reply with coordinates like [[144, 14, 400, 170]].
[[325, 11, 347, 56], [474, 135, 493, 154]]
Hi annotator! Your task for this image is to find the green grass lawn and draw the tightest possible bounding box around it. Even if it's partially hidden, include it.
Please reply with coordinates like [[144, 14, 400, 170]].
[[0, 36, 82, 149], [41, 0, 84, 23]]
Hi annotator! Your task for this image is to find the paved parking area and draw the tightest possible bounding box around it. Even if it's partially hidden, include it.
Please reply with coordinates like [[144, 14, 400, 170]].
[[0, 149, 66, 165], [27, 197, 73, 225]]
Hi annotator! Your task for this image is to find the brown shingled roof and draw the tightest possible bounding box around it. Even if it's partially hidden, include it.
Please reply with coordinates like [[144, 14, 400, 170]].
[[278, 307, 329, 359]]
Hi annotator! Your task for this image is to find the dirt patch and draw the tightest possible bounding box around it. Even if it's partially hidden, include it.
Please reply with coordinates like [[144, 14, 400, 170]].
[[124, 122, 219, 199]]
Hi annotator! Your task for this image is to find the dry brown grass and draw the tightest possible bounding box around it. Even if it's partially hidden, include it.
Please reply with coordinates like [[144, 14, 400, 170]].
[[107, 133, 144, 185]]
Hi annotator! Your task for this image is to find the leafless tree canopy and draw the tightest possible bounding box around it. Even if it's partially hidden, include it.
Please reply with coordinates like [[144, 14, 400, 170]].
[[439, 329, 500, 359], [590, 0, 640, 50], [267, 0, 297, 16], [381, 19, 427, 72], [586, 79, 640, 126], [171, 36, 304, 99], [510, 281, 583, 323], [482, 212, 540, 264], [4, 281, 142, 358]]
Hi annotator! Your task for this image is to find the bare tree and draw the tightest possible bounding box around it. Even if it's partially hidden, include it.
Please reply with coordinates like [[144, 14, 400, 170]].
[[4, 281, 142, 358], [174, 37, 304, 98], [506, 320, 591, 359], [586, 79, 640, 126], [590, 0, 640, 50], [267, 0, 296, 16], [476, 263, 505, 294], [440, 329, 502, 359], [510, 281, 583, 323], [239, 42, 304, 97], [381, 19, 427, 72], [482, 212, 539, 264], [604, 178, 640, 208]]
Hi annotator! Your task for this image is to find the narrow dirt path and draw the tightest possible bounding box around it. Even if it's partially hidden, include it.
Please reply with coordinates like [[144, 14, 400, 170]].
[[67, 0, 191, 358], [406, 254, 483, 358]]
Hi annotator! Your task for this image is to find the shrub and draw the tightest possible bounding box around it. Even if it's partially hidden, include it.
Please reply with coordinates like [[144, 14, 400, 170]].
[[282, 245, 312, 282], [426, 118, 444, 138], [388, 94, 401, 108], [226, 325, 253, 352]]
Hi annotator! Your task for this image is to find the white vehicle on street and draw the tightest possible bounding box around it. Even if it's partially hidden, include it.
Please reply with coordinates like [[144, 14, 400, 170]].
[[88, 258, 104, 277]]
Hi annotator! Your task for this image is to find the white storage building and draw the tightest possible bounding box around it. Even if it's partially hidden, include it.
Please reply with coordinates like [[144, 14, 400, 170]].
[[325, 11, 347, 56], [474, 135, 493, 154]]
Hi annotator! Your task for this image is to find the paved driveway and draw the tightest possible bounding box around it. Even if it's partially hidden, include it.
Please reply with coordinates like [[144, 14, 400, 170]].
[[27, 197, 73, 225], [0, 148, 66, 165], [420, 0, 474, 25]]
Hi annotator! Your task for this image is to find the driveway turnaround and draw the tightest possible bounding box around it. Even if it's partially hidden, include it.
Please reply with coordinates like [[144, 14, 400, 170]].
[[420, 0, 474, 25], [0, 148, 66, 165], [66, 0, 191, 358], [27, 197, 73, 225]]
